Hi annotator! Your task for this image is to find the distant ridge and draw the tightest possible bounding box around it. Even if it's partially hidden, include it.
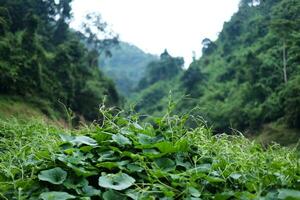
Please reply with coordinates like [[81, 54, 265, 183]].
[[99, 42, 158, 96]]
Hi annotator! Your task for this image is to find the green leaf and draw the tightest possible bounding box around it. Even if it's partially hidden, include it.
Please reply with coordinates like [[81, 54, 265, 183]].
[[63, 176, 88, 190], [103, 190, 127, 200], [60, 134, 75, 143], [112, 133, 132, 146], [190, 164, 211, 173], [38, 167, 67, 185], [175, 153, 192, 169], [137, 134, 162, 145], [154, 158, 176, 171], [235, 191, 257, 199], [264, 192, 278, 200], [66, 163, 98, 177], [278, 189, 300, 200], [98, 173, 135, 190], [229, 173, 242, 180], [82, 185, 101, 197], [174, 139, 189, 152], [97, 162, 119, 170], [80, 146, 94, 152], [133, 122, 143, 130], [98, 150, 118, 162], [127, 163, 144, 172], [39, 192, 75, 200], [155, 141, 177, 153], [143, 148, 161, 158], [93, 132, 112, 143], [205, 175, 224, 183], [57, 151, 86, 165], [73, 136, 98, 146], [120, 128, 132, 135], [137, 134, 155, 145], [215, 191, 235, 200], [188, 187, 201, 197], [60, 134, 98, 147]]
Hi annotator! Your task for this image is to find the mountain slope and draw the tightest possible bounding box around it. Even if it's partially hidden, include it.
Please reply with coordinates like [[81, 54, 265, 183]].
[[99, 42, 158, 96], [131, 0, 300, 144], [129, 50, 184, 115], [0, 0, 120, 121], [177, 0, 300, 133]]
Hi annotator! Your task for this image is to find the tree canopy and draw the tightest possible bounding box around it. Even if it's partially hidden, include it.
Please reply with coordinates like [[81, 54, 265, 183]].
[[0, 0, 120, 121]]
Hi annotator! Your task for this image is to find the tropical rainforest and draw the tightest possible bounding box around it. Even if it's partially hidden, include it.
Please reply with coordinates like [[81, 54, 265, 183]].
[[0, 0, 300, 199], [130, 0, 300, 144], [0, 0, 120, 121]]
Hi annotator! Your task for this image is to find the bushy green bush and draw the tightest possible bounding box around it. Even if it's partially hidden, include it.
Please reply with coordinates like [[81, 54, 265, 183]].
[[1, 110, 299, 199], [279, 77, 300, 128]]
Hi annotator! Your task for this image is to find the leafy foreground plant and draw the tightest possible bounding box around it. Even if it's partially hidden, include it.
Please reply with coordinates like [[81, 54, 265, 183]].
[[0, 118, 61, 199], [1, 111, 300, 200]]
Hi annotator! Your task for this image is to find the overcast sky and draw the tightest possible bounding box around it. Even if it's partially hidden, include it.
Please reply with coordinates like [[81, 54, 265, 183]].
[[71, 0, 240, 66]]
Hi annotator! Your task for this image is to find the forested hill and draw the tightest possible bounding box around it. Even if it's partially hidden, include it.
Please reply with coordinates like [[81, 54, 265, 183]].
[[130, 50, 185, 115], [99, 42, 158, 96], [0, 0, 299, 144], [132, 0, 300, 142], [0, 0, 120, 121]]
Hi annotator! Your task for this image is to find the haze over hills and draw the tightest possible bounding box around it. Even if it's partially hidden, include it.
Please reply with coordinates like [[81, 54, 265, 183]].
[[99, 42, 158, 96]]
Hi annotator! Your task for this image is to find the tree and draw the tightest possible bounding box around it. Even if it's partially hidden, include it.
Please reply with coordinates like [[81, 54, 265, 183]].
[[201, 38, 217, 55], [81, 12, 119, 57], [137, 50, 183, 90], [0, 7, 10, 35], [270, 0, 300, 83], [271, 19, 295, 83], [0, 0, 121, 121], [239, 0, 260, 7]]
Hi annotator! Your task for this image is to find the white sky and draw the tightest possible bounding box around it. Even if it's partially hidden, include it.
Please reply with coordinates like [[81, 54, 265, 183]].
[[71, 0, 240, 67]]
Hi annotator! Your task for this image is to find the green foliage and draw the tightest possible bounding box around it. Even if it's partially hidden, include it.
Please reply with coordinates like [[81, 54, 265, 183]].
[[129, 50, 184, 115], [279, 77, 300, 128], [131, 0, 300, 139], [98, 173, 135, 191], [0, 0, 120, 121], [133, 0, 300, 136], [0, 95, 58, 120], [137, 50, 184, 90], [38, 167, 68, 185], [0, 118, 61, 199], [1, 110, 300, 199], [39, 191, 75, 200]]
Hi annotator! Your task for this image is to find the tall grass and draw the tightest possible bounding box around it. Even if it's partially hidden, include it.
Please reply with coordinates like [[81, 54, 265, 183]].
[[0, 118, 61, 199], [0, 110, 299, 199]]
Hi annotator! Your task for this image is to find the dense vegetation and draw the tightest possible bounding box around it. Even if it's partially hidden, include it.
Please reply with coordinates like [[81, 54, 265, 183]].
[[0, 0, 120, 121], [132, 0, 300, 138], [130, 50, 185, 116], [1, 110, 300, 199], [99, 42, 158, 96]]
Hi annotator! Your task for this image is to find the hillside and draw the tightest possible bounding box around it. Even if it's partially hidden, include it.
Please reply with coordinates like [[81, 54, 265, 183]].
[[129, 50, 185, 115], [178, 0, 300, 132], [132, 0, 300, 144], [0, 96, 50, 119], [0, 0, 120, 121], [99, 42, 158, 96]]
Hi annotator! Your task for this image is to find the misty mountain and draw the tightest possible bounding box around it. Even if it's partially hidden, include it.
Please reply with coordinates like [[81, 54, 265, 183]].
[[99, 42, 158, 96]]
